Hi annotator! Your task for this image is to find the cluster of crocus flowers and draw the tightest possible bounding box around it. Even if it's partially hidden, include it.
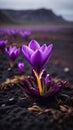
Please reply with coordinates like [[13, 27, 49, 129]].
[[5, 46, 20, 68], [22, 40, 55, 96], [0, 39, 8, 52]]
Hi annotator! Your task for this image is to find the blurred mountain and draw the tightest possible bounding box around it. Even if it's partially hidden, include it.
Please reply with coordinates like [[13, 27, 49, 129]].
[[0, 8, 71, 25]]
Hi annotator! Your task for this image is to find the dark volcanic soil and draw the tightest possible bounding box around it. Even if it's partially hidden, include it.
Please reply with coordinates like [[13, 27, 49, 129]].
[[0, 26, 73, 130]]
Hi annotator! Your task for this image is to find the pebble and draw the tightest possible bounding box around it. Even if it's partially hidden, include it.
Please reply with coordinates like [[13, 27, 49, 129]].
[[1, 104, 6, 107], [7, 97, 17, 105], [33, 102, 37, 106], [9, 97, 14, 101], [8, 67, 12, 71], [64, 67, 70, 72], [6, 78, 10, 82]]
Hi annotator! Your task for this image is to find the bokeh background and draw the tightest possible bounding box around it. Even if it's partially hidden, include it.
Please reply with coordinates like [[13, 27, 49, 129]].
[[0, 0, 73, 82]]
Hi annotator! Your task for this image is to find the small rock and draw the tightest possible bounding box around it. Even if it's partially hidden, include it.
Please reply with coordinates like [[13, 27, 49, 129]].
[[7, 97, 17, 105], [9, 97, 14, 101], [6, 78, 10, 82], [64, 67, 70, 72], [1, 104, 6, 107], [8, 67, 12, 71]]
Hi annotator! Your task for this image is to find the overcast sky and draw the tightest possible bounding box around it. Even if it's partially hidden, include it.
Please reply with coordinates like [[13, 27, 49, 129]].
[[0, 0, 73, 21]]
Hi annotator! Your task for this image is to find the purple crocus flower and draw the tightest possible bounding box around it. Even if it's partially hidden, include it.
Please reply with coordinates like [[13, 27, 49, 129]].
[[18, 62, 24, 73], [0, 39, 8, 51], [3, 29, 10, 36], [5, 46, 20, 68], [22, 40, 53, 73], [10, 29, 18, 37], [22, 40, 53, 95], [20, 31, 31, 39]]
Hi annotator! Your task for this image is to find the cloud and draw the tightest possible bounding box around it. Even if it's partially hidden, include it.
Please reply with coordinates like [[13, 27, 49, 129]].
[[0, 0, 73, 9]]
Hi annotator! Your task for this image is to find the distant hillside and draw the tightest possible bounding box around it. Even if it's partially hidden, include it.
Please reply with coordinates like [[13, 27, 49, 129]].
[[0, 11, 13, 24], [0, 8, 69, 25]]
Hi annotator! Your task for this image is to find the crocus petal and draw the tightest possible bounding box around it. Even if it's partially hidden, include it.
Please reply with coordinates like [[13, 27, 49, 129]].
[[42, 44, 53, 66], [45, 82, 64, 97], [0, 43, 5, 48], [22, 45, 33, 64], [5, 48, 9, 56], [5, 40, 8, 45], [28, 88, 40, 97], [9, 52, 17, 61], [40, 44, 47, 52], [15, 48, 20, 56], [23, 79, 40, 97], [28, 40, 40, 51], [9, 46, 17, 54], [44, 74, 51, 86], [31, 50, 43, 69]]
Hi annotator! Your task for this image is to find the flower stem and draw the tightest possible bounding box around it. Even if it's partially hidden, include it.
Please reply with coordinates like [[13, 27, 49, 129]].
[[10, 61, 14, 68], [33, 70, 43, 96]]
